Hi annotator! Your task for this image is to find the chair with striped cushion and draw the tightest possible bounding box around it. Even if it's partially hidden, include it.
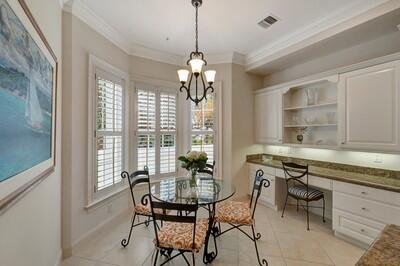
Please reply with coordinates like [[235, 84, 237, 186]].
[[281, 162, 325, 230]]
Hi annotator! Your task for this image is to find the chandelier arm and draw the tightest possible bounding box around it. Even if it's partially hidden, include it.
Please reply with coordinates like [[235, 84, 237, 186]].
[[200, 72, 208, 101], [186, 73, 194, 100]]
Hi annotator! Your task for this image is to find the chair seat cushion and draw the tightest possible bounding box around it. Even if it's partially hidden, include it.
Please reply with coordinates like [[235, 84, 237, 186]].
[[215, 200, 253, 225], [155, 218, 208, 251], [288, 186, 323, 200], [134, 204, 164, 215]]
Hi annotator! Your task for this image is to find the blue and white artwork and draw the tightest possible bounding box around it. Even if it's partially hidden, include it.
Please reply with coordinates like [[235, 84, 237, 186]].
[[0, 0, 53, 182]]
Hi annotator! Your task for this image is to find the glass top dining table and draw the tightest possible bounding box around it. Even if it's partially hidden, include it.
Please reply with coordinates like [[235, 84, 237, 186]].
[[150, 176, 236, 206]]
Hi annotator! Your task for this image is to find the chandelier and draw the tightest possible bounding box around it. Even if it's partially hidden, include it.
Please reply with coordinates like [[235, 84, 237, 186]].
[[178, 0, 216, 106]]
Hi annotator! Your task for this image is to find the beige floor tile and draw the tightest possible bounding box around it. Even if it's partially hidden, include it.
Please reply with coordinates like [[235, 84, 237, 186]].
[[100, 236, 154, 266], [275, 232, 334, 265], [285, 258, 331, 266], [61, 256, 117, 266]]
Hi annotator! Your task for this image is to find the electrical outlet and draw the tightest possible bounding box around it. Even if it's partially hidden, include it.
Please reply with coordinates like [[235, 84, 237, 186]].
[[373, 154, 383, 164]]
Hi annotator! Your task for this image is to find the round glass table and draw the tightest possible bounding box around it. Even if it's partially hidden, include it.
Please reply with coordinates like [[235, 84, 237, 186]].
[[150, 176, 236, 205], [149, 176, 236, 263]]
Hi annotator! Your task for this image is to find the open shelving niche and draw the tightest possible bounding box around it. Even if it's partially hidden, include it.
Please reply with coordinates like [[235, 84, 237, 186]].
[[282, 75, 339, 147]]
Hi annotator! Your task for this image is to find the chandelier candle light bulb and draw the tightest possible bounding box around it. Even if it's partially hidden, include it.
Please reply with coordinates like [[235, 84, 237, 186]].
[[178, 0, 216, 105]]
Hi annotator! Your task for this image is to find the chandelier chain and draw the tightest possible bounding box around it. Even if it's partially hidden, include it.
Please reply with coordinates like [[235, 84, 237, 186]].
[[195, 4, 198, 52]]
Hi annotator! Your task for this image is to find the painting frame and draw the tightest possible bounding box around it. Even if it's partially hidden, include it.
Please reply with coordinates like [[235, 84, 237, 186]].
[[0, 0, 58, 214]]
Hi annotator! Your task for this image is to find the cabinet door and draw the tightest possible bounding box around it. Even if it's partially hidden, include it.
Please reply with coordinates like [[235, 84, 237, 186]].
[[338, 61, 400, 151], [254, 89, 282, 144]]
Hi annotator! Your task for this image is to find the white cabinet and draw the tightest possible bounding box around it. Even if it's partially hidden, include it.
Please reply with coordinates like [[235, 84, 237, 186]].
[[248, 163, 283, 210], [254, 89, 283, 144], [338, 61, 400, 152], [333, 181, 400, 246]]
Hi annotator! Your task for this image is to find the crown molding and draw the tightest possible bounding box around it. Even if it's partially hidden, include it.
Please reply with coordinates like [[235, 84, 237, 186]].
[[202, 52, 246, 65], [66, 0, 132, 54], [130, 43, 183, 66], [245, 0, 400, 71]]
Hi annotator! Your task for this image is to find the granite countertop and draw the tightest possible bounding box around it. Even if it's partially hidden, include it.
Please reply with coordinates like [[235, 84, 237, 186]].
[[247, 155, 400, 193], [356, 224, 400, 266]]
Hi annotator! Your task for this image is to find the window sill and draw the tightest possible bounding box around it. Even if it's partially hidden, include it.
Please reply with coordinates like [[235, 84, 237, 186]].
[[85, 185, 129, 212]]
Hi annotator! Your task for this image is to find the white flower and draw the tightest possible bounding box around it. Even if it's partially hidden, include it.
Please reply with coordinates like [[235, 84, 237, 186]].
[[199, 151, 207, 159], [187, 151, 199, 161]]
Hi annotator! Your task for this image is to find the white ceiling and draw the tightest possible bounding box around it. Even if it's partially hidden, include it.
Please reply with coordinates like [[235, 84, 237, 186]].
[[81, 0, 363, 55], [65, 0, 399, 71]]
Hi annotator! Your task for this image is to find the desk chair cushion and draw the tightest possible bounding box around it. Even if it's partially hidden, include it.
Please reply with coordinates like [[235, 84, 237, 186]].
[[288, 186, 323, 200], [155, 218, 208, 251], [215, 200, 253, 225]]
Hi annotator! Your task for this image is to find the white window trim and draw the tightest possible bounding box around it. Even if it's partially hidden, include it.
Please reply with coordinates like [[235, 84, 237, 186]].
[[87, 54, 130, 206], [131, 75, 181, 179], [184, 81, 223, 179]]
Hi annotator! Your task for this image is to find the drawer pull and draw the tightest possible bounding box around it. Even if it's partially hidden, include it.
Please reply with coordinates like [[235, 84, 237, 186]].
[[361, 191, 367, 195], [360, 229, 365, 233], [361, 207, 368, 211]]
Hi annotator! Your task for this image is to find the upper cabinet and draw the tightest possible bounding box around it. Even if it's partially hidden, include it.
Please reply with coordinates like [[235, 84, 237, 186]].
[[338, 61, 400, 152], [282, 75, 338, 147], [254, 89, 282, 144]]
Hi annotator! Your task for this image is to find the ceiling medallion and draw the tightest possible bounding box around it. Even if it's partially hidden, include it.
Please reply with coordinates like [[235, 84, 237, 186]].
[[178, 0, 216, 106]]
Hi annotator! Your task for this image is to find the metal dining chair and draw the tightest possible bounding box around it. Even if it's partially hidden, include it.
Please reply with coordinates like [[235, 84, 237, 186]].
[[149, 196, 208, 266], [214, 169, 270, 266], [197, 160, 215, 177], [120, 167, 153, 247], [281, 162, 325, 230]]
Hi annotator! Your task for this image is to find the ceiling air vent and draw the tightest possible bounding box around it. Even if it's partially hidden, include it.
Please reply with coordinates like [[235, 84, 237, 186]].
[[258, 15, 279, 29]]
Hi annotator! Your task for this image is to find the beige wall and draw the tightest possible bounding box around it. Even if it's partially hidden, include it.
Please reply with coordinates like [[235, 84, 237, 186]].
[[263, 31, 400, 87], [0, 1, 63, 266], [231, 64, 263, 197], [62, 12, 131, 251]]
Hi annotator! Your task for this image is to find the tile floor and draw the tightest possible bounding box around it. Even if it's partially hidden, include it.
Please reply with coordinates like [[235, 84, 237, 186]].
[[62, 205, 365, 266]]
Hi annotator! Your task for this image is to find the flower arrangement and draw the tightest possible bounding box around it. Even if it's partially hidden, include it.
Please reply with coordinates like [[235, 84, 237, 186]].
[[178, 151, 208, 186]]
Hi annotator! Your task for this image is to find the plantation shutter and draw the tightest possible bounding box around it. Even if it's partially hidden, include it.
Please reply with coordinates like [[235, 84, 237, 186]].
[[95, 71, 124, 191], [160, 92, 177, 174], [137, 89, 156, 175], [190, 92, 215, 163], [136, 87, 177, 176]]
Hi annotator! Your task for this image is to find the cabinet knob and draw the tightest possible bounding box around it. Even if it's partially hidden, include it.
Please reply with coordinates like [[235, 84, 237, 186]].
[[360, 229, 365, 233], [341, 141, 345, 144], [361, 191, 367, 195], [361, 207, 368, 211]]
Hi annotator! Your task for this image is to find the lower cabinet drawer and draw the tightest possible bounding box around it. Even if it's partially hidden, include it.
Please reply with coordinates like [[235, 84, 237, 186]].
[[333, 209, 385, 245], [334, 191, 400, 225]]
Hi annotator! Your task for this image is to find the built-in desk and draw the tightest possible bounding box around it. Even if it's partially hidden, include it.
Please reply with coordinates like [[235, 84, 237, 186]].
[[247, 154, 400, 248]]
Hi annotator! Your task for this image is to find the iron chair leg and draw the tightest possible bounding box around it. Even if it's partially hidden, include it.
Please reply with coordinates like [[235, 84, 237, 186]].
[[121, 212, 136, 247], [251, 225, 268, 266], [306, 200, 310, 231], [192, 252, 196, 266], [281, 194, 289, 218], [153, 249, 159, 266], [322, 197, 326, 223], [296, 199, 299, 212]]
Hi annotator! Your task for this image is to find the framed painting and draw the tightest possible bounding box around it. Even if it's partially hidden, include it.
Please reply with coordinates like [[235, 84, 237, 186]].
[[0, 0, 57, 213]]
